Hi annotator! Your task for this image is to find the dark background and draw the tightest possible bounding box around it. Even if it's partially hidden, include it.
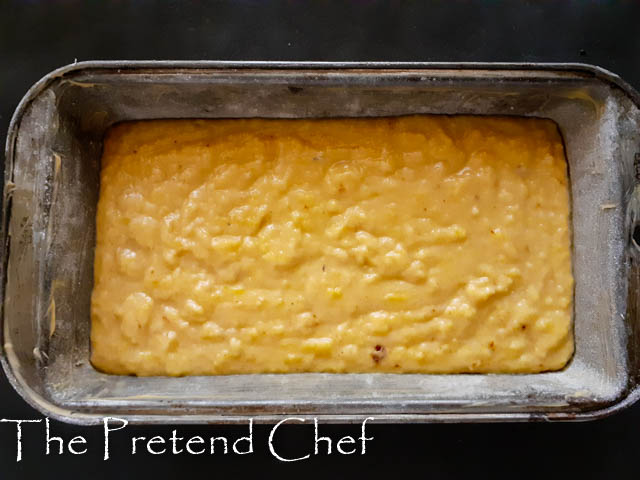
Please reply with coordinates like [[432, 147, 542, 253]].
[[2, 0, 640, 478]]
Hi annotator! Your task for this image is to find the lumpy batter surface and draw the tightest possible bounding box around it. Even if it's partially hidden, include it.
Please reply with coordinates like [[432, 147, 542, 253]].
[[91, 116, 573, 375]]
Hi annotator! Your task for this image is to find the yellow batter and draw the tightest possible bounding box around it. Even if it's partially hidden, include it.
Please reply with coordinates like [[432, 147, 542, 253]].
[[91, 116, 574, 375]]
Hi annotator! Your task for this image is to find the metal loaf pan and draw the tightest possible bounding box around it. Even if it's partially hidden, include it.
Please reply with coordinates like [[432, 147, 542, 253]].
[[3, 61, 640, 424]]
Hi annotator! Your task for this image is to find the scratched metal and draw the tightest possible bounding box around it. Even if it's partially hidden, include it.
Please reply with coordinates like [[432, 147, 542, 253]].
[[2, 62, 640, 424]]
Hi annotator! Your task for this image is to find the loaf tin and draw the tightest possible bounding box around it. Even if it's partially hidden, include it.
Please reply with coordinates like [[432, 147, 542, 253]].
[[3, 61, 640, 424]]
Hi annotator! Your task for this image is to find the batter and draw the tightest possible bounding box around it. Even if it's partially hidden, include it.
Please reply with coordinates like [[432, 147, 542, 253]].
[[91, 116, 574, 375]]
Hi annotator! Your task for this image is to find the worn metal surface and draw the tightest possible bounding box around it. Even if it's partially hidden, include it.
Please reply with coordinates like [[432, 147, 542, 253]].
[[2, 61, 640, 424]]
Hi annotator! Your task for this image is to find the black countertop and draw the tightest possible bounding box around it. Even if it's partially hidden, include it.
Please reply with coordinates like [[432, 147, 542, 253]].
[[1, 1, 639, 478]]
